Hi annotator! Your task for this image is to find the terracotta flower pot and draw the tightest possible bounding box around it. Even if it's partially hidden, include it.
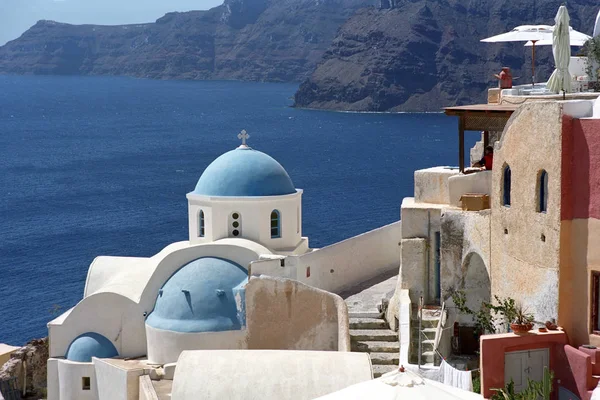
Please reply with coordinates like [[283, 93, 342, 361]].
[[511, 323, 533, 334]]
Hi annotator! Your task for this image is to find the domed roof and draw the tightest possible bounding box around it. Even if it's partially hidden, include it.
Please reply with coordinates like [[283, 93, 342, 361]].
[[65, 332, 118, 362], [146, 257, 248, 333], [192, 147, 296, 197]]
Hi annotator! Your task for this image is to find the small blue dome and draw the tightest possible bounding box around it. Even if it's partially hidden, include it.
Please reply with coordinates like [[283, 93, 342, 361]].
[[193, 147, 296, 197], [65, 333, 118, 362], [146, 257, 248, 333]]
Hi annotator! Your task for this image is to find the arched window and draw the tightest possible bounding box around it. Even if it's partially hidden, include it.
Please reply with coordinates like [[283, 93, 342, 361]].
[[503, 165, 511, 207], [198, 210, 205, 237], [271, 210, 281, 238], [539, 170, 548, 213]]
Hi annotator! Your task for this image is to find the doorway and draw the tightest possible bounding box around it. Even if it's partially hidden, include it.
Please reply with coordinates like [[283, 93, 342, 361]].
[[504, 348, 549, 393]]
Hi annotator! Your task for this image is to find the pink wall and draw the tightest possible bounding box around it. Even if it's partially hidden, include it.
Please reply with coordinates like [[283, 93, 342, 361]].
[[480, 331, 569, 399], [562, 118, 600, 221], [563, 345, 594, 400]]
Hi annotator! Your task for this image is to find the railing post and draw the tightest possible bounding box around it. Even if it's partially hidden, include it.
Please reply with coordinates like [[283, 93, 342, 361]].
[[418, 296, 423, 368]]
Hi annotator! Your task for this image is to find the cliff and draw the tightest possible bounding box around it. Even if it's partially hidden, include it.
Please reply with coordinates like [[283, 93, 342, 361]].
[[0, 0, 374, 82], [1, 0, 598, 111], [0, 338, 48, 399], [294, 0, 600, 111]]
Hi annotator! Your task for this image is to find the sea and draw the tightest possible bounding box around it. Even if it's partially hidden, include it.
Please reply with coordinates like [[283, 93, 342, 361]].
[[0, 75, 475, 346]]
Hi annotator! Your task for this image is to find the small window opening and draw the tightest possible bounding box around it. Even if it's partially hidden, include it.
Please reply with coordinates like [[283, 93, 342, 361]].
[[198, 210, 205, 237], [504, 228, 508, 235], [271, 210, 281, 238], [82, 377, 91, 390], [229, 212, 241, 237], [541, 234, 546, 242], [503, 165, 512, 207], [592, 272, 600, 333], [538, 170, 548, 213]]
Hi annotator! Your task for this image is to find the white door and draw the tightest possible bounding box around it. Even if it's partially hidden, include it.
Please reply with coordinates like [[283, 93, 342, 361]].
[[504, 349, 550, 393]]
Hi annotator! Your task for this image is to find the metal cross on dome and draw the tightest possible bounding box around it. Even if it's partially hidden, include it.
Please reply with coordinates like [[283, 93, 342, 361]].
[[237, 129, 250, 147]]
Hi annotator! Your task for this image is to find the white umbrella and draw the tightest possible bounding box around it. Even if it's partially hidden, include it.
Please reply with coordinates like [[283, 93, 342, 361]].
[[524, 27, 591, 47], [547, 6, 572, 94], [481, 25, 554, 85], [594, 9, 600, 38], [315, 368, 483, 400]]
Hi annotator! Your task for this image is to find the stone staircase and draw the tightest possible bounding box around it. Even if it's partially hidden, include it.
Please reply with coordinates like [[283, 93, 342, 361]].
[[350, 315, 400, 378], [409, 306, 443, 367]]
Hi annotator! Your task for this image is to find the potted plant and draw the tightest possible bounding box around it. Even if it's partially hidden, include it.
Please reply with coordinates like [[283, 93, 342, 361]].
[[510, 305, 534, 334]]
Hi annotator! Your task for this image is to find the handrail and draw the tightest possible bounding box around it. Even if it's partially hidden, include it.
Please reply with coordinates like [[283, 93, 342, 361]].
[[433, 301, 446, 355]]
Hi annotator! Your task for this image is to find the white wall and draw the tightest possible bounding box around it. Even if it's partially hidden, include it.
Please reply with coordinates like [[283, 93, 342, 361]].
[[145, 325, 247, 365], [48, 292, 146, 360], [251, 222, 401, 294], [93, 358, 145, 400], [448, 171, 492, 207], [57, 360, 97, 400], [187, 191, 304, 252], [414, 167, 460, 205], [47, 358, 60, 400], [170, 350, 372, 400]]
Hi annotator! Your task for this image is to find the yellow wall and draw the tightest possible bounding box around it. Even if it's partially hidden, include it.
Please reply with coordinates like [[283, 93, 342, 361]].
[[490, 103, 564, 325]]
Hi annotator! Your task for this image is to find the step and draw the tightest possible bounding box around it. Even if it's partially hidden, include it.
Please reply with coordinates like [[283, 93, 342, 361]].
[[373, 364, 399, 378], [350, 329, 398, 342], [349, 318, 388, 330], [370, 352, 400, 365], [352, 341, 399, 353], [421, 351, 436, 364], [412, 320, 439, 329], [348, 311, 381, 319]]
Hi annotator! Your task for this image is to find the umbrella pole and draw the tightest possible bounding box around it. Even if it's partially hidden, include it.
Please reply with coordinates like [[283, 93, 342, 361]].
[[531, 40, 537, 87]]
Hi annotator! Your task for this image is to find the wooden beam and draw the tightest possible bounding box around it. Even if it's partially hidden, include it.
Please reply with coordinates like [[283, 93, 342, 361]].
[[484, 130, 490, 148]]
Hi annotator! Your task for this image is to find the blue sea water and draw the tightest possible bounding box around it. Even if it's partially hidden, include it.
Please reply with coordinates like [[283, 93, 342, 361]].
[[0, 75, 472, 346]]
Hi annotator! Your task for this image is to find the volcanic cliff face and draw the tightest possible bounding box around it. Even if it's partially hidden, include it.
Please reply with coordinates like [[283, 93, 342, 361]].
[[294, 0, 599, 111], [0, 0, 374, 82], [0, 0, 598, 111]]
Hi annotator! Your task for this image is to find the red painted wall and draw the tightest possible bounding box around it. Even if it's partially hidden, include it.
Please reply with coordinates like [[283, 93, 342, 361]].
[[480, 332, 568, 399], [562, 118, 600, 221], [563, 345, 594, 400]]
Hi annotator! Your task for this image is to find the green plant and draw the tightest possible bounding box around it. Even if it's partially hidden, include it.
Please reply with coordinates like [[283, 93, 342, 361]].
[[472, 371, 481, 394], [583, 37, 600, 88], [491, 367, 554, 400], [450, 290, 519, 334], [512, 304, 534, 325]]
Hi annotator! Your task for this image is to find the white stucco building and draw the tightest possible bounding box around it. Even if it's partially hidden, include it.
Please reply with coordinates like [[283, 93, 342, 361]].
[[46, 134, 400, 400]]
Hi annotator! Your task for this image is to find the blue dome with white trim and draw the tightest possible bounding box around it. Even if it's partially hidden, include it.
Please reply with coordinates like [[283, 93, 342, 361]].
[[146, 257, 248, 333], [192, 147, 296, 197], [65, 332, 118, 362]]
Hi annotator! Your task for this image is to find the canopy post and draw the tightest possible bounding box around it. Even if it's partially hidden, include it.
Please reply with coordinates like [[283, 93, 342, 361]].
[[459, 116, 465, 173], [484, 130, 490, 148]]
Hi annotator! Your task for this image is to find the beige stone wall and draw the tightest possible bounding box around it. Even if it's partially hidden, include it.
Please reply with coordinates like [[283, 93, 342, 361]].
[[245, 276, 350, 351], [441, 209, 491, 315], [490, 102, 563, 324], [560, 218, 600, 347]]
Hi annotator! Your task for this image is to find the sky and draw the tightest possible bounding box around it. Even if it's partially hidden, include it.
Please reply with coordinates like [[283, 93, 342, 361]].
[[0, 0, 223, 45]]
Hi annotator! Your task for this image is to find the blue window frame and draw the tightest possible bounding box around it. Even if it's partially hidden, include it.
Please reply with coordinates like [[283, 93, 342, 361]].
[[539, 170, 548, 213], [271, 210, 281, 238], [503, 166, 511, 207], [198, 210, 205, 237]]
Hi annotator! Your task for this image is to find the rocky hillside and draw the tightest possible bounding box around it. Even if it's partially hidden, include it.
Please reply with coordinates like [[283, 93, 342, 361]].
[[1, 0, 598, 111], [294, 0, 600, 111], [0, 0, 374, 82]]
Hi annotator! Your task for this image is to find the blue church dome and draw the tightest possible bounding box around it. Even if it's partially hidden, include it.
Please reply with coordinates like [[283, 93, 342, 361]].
[[146, 257, 248, 333], [65, 332, 118, 362], [192, 147, 296, 197]]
